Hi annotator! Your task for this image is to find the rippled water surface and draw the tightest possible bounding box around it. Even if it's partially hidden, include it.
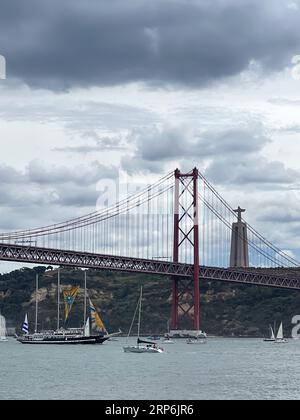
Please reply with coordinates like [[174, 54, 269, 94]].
[[1, 337, 300, 400]]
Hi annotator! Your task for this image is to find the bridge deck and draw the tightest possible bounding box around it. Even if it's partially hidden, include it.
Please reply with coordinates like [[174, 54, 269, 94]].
[[0, 243, 300, 290]]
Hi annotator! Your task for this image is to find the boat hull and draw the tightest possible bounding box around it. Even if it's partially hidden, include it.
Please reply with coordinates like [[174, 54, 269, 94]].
[[17, 335, 109, 345], [123, 345, 164, 354], [186, 339, 207, 345], [167, 329, 207, 339]]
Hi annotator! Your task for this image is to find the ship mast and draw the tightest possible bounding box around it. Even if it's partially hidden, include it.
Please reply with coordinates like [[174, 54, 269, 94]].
[[84, 271, 87, 328], [57, 268, 60, 331], [35, 273, 39, 333], [137, 286, 143, 346]]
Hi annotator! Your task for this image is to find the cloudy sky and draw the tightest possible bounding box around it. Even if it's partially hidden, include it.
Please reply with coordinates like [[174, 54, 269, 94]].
[[0, 0, 300, 271]]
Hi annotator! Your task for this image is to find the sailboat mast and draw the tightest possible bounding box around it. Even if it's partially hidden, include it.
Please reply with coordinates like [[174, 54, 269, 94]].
[[137, 286, 143, 341], [84, 271, 87, 328], [57, 268, 60, 331], [35, 274, 39, 333]]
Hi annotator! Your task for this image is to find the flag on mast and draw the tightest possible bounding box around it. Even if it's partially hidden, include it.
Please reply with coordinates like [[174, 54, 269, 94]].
[[22, 314, 29, 334], [63, 286, 80, 321]]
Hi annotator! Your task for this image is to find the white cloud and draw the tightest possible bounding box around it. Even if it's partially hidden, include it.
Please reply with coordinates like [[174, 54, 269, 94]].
[[288, 2, 299, 10]]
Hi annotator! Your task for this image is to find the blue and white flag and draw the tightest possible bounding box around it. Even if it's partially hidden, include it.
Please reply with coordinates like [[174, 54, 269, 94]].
[[22, 314, 29, 334]]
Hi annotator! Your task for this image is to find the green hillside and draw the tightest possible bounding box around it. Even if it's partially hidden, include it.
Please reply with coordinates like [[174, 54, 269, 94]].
[[1, 266, 300, 337]]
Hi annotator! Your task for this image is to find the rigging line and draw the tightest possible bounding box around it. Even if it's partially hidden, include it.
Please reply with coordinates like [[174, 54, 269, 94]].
[[127, 293, 141, 340]]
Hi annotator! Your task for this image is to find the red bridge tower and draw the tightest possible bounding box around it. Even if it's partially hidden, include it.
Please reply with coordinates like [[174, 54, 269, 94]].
[[171, 168, 200, 332]]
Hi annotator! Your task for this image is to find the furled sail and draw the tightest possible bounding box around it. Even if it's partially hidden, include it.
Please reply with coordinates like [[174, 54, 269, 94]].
[[89, 298, 107, 334], [63, 286, 80, 321], [84, 317, 90, 337]]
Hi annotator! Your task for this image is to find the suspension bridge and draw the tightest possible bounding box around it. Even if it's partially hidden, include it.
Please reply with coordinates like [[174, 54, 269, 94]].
[[0, 168, 299, 332]]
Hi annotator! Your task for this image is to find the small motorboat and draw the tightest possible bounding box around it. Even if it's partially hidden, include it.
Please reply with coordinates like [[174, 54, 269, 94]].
[[186, 338, 207, 345], [124, 339, 164, 354], [147, 336, 161, 341], [162, 338, 175, 344]]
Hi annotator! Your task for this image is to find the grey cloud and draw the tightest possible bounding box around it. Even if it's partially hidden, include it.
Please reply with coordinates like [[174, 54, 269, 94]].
[[0, 160, 118, 231], [258, 210, 300, 224], [49, 185, 101, 208], [121, 154, 165, 175], [133, 126, 187, 162], [0, 165, 24, 184], [123, 123, 269, 164], [27, 160, 118, 186], [197, 127, 300, 187], [0, 96, 158, 132], [1, 0, 300, 90], [53, 145, 103, 154], [269, 98, 300, 106], [274, 125, 300, 134], [122, 123, 300, 187], [206, 156, 300, 186], [53, 132, 127, 154], [247, 192, 300, 254]]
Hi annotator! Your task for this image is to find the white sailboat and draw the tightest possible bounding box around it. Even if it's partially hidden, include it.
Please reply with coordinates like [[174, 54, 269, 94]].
[[123, 287, 164, 354], [0, 314, 8, 342], [263, 324, 276, 342], [162, 337, 175, 344], [275, 322, 288, 343]]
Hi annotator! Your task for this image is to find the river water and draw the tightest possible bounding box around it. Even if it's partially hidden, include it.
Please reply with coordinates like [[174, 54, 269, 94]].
[[1, 337, 300, 400]]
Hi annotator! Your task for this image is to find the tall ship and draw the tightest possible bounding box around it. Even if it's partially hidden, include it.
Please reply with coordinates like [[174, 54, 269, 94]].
[[17, 271, 119, 345]]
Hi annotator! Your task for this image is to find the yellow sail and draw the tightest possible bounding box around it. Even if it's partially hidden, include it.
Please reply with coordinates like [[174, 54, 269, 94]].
[[63, 286, 80, 321], [89, 298, 107, 333]]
